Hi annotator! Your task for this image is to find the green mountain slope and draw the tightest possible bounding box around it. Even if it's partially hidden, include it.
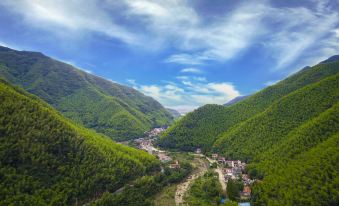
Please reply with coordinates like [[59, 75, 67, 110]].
[[224, 95, 249, 106], [0, 79, 159, 205], [159, 104, 231, 151], [214, 73, 339, 160], [159, 60, 339, 151], [250, 103, 339, 205], [159, 57, 338, 205], [0, 46, 173, 141]]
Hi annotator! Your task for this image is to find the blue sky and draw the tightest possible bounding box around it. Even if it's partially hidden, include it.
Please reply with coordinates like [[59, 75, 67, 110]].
[[0, 0, 338, 113]]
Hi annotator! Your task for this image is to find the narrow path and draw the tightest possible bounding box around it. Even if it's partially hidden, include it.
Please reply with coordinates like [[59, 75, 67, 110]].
[[175, 157, 208, 206], [215, 167, 227, 192], [206, 157, 227, 193]]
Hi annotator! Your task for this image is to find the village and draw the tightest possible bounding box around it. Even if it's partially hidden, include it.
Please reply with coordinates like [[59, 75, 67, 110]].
[[207, 151, 253, 200], [134, 127, 179, 168], [134, 127, 252, 205]]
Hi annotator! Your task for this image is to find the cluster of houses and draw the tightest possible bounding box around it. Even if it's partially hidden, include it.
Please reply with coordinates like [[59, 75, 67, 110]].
[[136, 138, 155, 154], [211, 153, 253, 199], [136, 138, 180, 169], [135, 129, 182, 169], [144, 127, 167, 137], [136, 138, 173, 162]]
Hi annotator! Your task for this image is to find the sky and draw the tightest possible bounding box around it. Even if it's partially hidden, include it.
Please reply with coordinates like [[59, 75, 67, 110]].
[[0, 0, 338, 113]]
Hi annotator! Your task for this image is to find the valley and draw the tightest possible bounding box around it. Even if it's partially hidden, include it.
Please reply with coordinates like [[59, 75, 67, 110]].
[[0, 45, 337, 206], [131, 128, 252, 206], [1, 1, 339, 205], [158, 58, 339, 206]]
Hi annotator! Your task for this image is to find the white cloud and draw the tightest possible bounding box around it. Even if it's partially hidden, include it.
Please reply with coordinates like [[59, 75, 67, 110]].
[[180, 68, 203, 74], [193, 77, 207, 82], [132, 76, 240, 114], [0, 0, 139, 45], [176, 76, 190, 81], [160, 1, 338, 69], [281, 27, 339, 75], [162, 1, 268, 64], [334, 28, 339, 38], [0, 0, 268, 63], [264, 6, 338, 70], [176, 76, 207, 83], [1, 0, 337, 70], [165, 54, 205, 65]]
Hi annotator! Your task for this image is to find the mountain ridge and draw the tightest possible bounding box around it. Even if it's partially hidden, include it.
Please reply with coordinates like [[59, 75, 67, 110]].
[[159, 59, 339, 151], [0, 46, 173, 141], [224, 95, 250, 106], [166, 108, 182, 119], [158, 56, 339, 205]]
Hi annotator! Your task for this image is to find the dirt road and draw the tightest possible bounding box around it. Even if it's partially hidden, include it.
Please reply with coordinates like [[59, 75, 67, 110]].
[[215, 167, 227, 192], [175, 157, 208, 206], [206, 157, 227, 193]]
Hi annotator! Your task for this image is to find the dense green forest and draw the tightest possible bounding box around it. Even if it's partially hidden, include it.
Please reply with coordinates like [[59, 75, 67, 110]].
[[213, 72, 338, 205], [93, 162, 192, 206], [159, 104, 231, 152], [159, 60, 339, 151], [0, 46, 173, 141], [185, 171, 224, 206], [214, 73, 339, 160], [0, 79, 160, 205], [249, 103, 339, 206], [159, 57, 339, 205]]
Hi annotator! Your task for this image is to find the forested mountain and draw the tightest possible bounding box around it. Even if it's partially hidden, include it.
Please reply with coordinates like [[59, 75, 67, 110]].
[[0, 79, 159, 205], [0, 46, 173, 141], [159, 57, 338, 205], [159, 58, 339, 152], [250, 103, 338, 205], [166, 108, 182, 119], [159, 104, 231, 151], [214, 72, 338, 160]]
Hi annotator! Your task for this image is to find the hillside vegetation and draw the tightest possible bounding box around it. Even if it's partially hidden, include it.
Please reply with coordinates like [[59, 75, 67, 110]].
[[185, 171, 224, 206], [214, 73, 339, 161], [250, 103, 339, 205], [0, 46, 173, 141], [214, 73, 339, 204], [0, 79, 159, 205], [159, 60, 339, 152], [158, 58, 339, 205]]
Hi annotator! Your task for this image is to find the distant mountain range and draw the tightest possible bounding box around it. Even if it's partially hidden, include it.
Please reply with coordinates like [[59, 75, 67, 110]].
[[0, 46, 173, 141], [224, 95, 250, 106], [159, 56, 339, 205], [166, 108, 182, 119]]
